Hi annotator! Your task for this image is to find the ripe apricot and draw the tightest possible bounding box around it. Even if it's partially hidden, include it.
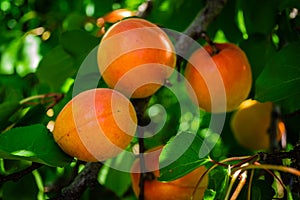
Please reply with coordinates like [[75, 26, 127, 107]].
[[97, 18, 176, 98], [130, 146, 208, 200], [184, 43, 252, 113], [52, 88, 137, 162], [102, 9, 136, 24], [230, 99, 283, 151]]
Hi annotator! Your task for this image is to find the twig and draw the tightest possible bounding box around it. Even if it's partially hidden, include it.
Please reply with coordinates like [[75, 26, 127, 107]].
[[136, 0, 153, 18], [0, 162, 43, 184], [175, 0, 227, 59], [174, 0, 227, 76], [258, 144, 300, 163], [51, 162, 103, 200], [131, 97, 151, 200]]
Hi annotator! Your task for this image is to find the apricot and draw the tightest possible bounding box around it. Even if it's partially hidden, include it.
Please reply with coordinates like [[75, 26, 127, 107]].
[[52, 88, 137, 162], [184, 43, 252, 113], [97, 18, 176, 98], [230, 99, 283, 151], [130, 146, 208, 200], [102, 9, 136, 24]]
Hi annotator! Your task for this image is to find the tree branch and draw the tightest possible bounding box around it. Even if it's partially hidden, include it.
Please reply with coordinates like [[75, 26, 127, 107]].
[[136, 0, 153, 18], [0, 162, 43, 184], [51, 162, 103, 200], [175, 0, 227, 63]]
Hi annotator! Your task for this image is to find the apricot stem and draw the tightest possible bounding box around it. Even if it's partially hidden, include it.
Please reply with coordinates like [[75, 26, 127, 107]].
[[200, 31, 220, 55], [19, 93, 64, 109]]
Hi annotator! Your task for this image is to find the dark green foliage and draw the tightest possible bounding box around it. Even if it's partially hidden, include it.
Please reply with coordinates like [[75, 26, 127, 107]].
[[0, 0, 299, 199]]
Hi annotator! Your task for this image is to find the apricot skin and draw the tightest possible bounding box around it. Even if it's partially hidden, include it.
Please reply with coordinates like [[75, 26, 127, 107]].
[[130, 147, 208, 200], [230, 99, 282, 151], [185, 43, 252, 113], [97, 18, 176, 98], [52, 88, 137, 162]]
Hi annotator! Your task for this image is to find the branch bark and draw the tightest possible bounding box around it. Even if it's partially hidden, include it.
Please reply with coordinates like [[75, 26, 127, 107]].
[[51, 162, 103, 200], [175, 0, 227, 61], [0, 162, 43, 184]]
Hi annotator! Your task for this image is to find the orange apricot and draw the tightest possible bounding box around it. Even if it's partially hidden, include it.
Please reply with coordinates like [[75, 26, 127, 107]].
[[184, 43, 252, 113], [97, 18, 176, 98], [130, 146, 208, 200], [230, 99, 283, 150], [52, 88, 137, 162], [102, 9, 136, 24]]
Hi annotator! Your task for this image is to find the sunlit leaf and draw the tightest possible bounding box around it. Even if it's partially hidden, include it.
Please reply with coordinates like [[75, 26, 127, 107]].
[[159, 132, 210, 182], [0, 124, 73, 167], [99, 165, 131, 197]]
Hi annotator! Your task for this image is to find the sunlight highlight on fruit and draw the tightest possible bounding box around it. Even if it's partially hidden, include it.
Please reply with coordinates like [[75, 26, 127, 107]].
[[97, 18, 176, 98], [52, 88, 137, 162]]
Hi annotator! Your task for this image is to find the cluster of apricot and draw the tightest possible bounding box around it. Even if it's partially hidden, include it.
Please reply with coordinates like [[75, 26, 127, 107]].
[[52, 13, 257, 199]]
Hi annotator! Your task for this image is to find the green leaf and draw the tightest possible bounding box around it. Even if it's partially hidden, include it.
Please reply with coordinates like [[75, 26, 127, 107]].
[[203, 189, 217, 200], [99, 166, 131, 197], [14, 104, 48, 127], [147, 0, 205, 31], [0, 101, 21, 123], [238, 179, 275, 200], [208, 167, 229, 199], [159, 132, 210, 182], [255, 42, 300, 113], [36, 45, 76, 91], [144, 86, 181, 149], [0, 74, 30, 97], [278, 0, 300, 11], [62, 12, 86, 31], [0, 101, 22, 132], [208, 0, 243, 43], [2, 173, 38, 200], [239, 34, 276, 83], [60, 30, 99, 58], [0, 124, 73, 167], [240, 0, 278, 35]]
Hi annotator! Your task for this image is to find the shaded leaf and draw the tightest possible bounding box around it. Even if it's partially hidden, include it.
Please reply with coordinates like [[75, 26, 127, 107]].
[[239, 34, 276, 83], [0, 101, 21, 123], [255, 42, 300, 113], [240, 0, 278, 35], [208, 167, 229, 199], [238, 179, 275, 200], [278, 0, 300, 11], [159, 132, 210, 181], [99, 165, 131, 197], [0, 101, 22, 132], [0, 124, 73, 167], [60, 30, 99, 58], [14, 104, 48, 127], [36, 45, 76, 91], [2, 173, 38, 200]]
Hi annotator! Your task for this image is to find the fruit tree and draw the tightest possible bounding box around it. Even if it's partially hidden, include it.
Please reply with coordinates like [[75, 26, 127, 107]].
[[0, 0, 300, 200]]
